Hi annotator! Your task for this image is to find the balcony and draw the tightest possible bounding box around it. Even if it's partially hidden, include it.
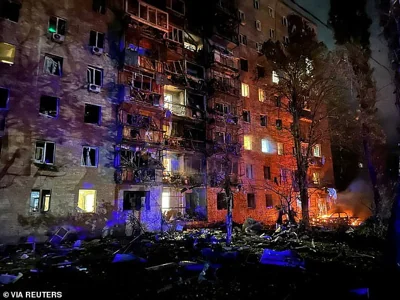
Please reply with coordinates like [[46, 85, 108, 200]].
[[162, 172, 206, 186], [124, 49, 163, 73], [125, 0, 169, 33], [208, 72, 240, 97], [211, 141, 241, 156], [120, 125, 163, 145], [115, 167, 157, 184], [308, 156, 324, 168], [210, 49, 239, 71], [164, 136, 206, 152], [125, 87, 162, 107], [209, 172, 239, 187]]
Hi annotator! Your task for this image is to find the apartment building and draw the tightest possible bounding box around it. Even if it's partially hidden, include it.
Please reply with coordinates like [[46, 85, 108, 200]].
[[0, 0, 116, 238], [0, 0, 335, 238]]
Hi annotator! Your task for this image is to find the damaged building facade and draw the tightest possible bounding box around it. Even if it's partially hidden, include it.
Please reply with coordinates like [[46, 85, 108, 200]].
[[0, 0, 335, 238]]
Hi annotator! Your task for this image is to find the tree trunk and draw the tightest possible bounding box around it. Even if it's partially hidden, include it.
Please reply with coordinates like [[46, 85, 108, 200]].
[[300, 184, 309, 226], [225, 176, 233, 245], [362, 138, 381, 217]]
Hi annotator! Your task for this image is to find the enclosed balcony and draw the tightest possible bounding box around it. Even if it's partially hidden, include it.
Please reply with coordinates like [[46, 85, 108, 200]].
[[124, 48, 163, 73], [164, 85, 206, 119], [164, 122, 206, 152], [162, 153, 206, 186], [116, 167, 157, 184], [208, 70, 240, 97], [210, 49, 239, 72], [125, 0, 169, 33]]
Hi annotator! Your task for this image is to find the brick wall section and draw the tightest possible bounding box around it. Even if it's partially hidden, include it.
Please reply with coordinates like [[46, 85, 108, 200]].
[[0, 0, 117, 238]]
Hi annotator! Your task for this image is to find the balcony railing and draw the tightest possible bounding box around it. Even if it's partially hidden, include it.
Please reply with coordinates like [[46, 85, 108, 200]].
[[208, 76, 240, 97], [308, 156, 324, 167], [211, 50, 239, 70], [121, 125, 163, 145], [165, 103, 205, 120], [115, 167, 157, 184], [209, 172, 239, 187], [125, 0, 169, 33], [211, 141, 241, 156], [162, 172, 206, 186], [164, 136, 206, 151], [124, 50, 163, 73]]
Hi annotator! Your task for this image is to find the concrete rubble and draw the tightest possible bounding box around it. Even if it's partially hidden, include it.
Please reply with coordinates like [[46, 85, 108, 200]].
[[0, 221, 386, 299]]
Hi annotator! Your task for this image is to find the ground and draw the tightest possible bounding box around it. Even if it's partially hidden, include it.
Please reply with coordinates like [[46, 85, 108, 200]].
[[0, 223, 396, 300]]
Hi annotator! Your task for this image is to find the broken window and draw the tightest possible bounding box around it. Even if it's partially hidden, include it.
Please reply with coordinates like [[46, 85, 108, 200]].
[[84, 104, 101, 125], [260, 115, 267, 126], [123, 191, 146, 211], [257, 65, 265, 78], [282, 16, 288, 27], [48, 16, 66, 35], [241, 83, 249, 97], [34, 141, 55, 165], [312, 172, 320, 185], [78, 189, 96, 213], [254, 0, 259, 9], [89, 31, 105, 48], [238, 10, 245, 24], [266, 194, 273, 208], [0, 1, 21, 22], [313, 144, 321, 157], [168, 26, 183, 44], [0, 42, 16, 65], [39, 95, 59, 118], [256, 42, 263, 53], [44, 54, 63, 76], [87, 66, 102, 86], [93, 0, 106, 14], [217, 193, 227, 210], [247, 193, 256, 208], [283, 36, 290, 44], [269, 28, 275, 39], [132, 73, 152, 91], [255, 20, 262, 31], [239, 34, 247, 45], [240, 58, 248, 71], [215, 132, 225, 143], [264, 166, 271, 180], [242, 110, 250, 122], [0, 88, 9, 109], [81, 146, 98, 167], [167, 0, 185, 15], [30, 189, 51, 213], [268, 6, 274, 17], [246, 164, 254, 179], [276, 119, 282, 130], [272, 71, 279, 83], [186, 61, 204, 79]]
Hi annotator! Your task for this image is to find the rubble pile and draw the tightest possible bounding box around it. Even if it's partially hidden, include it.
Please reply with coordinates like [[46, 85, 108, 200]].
[[0, 221, 386, 299]]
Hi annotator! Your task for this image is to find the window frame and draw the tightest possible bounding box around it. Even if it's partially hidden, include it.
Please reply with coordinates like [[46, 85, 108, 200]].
[[238, 10, 245, 24], [240, 58, 249, 72], [255, 20, 262, 31], [261, 138, 271, 153], [268, 6, 275, 18], [34, 141, 55, 165], [81, 146, 99, 167], [48, 16, 67, 35], [244, 135, 252, 150], [89, 30, 105, 48], [254, 0, 260, 9], [30, 189, 51, 213], [260, 114, 267, 126], [39, 95, 59, 118], [264, 166, 271, 180], [269, 28, 275, 39], [84, 103, 102, 125], [272, 70, 279, 84], [282, 16, 288, 27], [313, 144, 322, 157], [241, 83, 250, 98], [167, 0, 185, 16], [0, 87, 9, 110], [247, 193, 256, 208], [242, 109, 251, 122], [43, 53, 63, 76], [239, 34, 247, 45], [168, 25, 184, 44], [78, 189, 97, 213], [87, 66, 103, 86], [277, 142, 284, 155]]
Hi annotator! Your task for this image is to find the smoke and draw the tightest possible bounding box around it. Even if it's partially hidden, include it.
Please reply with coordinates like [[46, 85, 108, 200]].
[[329, 177, 373, 220]]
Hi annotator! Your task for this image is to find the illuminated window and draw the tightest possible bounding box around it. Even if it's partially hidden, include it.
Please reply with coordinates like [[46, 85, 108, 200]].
[[244, 135, 252, 150], [0, 42, 15, 65], [258, 88, 265, 102], [272, 71, 279, 83], [168, 25, 184, 44], [30, 190, 51, 213], [241, 83, 249, 97], [313, 144, 321, 157], [255, 20, 262, 31], [277, 142, 284, 155], [261, 139, 271, 153], [78, 190, 96, 213], [162, 190, 170, 212], [312, 172, 320, 185]]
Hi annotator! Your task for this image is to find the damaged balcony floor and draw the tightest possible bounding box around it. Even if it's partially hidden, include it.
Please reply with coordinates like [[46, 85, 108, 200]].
[[0, 226, 395, 300]]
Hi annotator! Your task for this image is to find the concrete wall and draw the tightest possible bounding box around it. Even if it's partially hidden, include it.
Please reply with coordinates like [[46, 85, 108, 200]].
[[0, 0, 117, 238]]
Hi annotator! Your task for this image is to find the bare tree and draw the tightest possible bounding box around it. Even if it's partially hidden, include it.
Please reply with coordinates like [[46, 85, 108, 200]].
[[261, 15, 350, 226]]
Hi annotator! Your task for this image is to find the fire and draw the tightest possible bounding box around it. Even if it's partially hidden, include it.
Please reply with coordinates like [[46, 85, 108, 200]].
[[311, 210, 363, 227]]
